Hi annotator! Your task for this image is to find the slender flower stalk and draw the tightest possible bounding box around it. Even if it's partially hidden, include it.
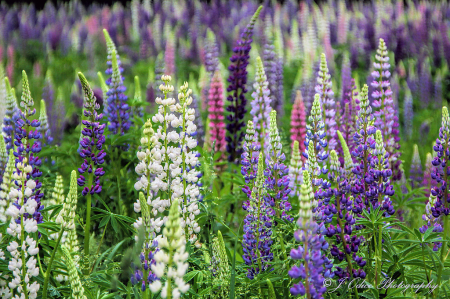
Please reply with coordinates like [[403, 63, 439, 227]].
[[290, 90, 307, 157], [207, 70, 226, 153], [148, 199, 190, 299], [77, 72, 106, 274], [225, 6, 262, 162], [5, 71, 42, 299], [2, 78, 19, 151]]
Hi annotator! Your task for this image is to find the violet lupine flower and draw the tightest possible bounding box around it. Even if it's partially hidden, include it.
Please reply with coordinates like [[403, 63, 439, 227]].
[[250, 56, 272, 150], [370, 38, 401, 181], [104, 30, 132, 136], [326, 147, 366, 280], [242, 154, 274, 280], [13, 71, 44, 225], [275, 56, 284, 117], [241, 121, 260, 198], [351, 85, 383, 213], [207, 70, 226, 153], [263, 16, 277, 106], [225, 6, 262, 163], [403, 86, 413, 139], [340, 54, 352, 106], [315, 53, 336, 150], [77, 72, 106, 197], [289, 171, 333, 298], [265, 110, 292, 221], [410, 144, 422, 189], [290, 90, 307, 158], [423, 107, 450, 221], [164, 29, 176, 77], [2, 78, 19, 151]]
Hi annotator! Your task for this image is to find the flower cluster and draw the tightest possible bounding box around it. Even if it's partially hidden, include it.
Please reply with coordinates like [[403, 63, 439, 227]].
[[103, 29, 132, 136], [2, 78, 19, 151], [0, 151, 15, 222], [289, 141, 303, 199], [289, 171, 333, 299], [149, 199, 190, 299], [207, 70, 226, 153], [250, 56, 272, 150], [5, 71, 43, 299], [225, 6, 262, 162], [290, 90, 307, 156], [242, 154, 274, 279], [315, 53, 336, 150], [370, 38, 401, 180], [61, 246, 86, 299], [210, 230, 230, 299]]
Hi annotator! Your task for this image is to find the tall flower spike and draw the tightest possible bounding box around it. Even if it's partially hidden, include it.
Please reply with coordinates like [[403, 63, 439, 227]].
[[289, 141, 303, 199], [371, 38, 401, 180], [290, 90, 307, 157], [207, 70, 226, 153], [226, 6, 262, 163], [422, 152, 435, 197], [211, 230, 230, 298], [205, 28, 219, 73], [0, 62, 6, 124], [57, 170, 78, 230], [6, 70, 42, 299], [0, 136, 7, 180], [149, 199, 190, 298], [242, 153, 274, 279], [266, 110, 292, 221], [0, 151, 15, 222], [105, 48, 131, 135], [315, 53, 336, 150], [38, 99, 53, 146], [61, 246, 87, 299], [410, 144, 422, 188], [2, 77, 19, 151], [250, 56, 272, 150]]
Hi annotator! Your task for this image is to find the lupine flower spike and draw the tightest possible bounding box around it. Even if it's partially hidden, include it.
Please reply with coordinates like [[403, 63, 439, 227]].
[[226, 6, 262, 162], [290, 90, 307, 157]]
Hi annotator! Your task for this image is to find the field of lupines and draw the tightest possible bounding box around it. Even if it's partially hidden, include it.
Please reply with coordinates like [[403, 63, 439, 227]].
[[1, 0, 450, 298]]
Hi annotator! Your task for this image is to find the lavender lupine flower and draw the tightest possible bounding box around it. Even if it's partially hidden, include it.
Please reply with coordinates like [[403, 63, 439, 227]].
[[242, 154, 274, 279], [275, 56, 284, 117], [403, 86, 413, 139], [370, 38, 401, 181], [410, 144, 422, 188], [38, 99, 53, 146], [340, 53, 352, 105], [290, 90, 307, 157], [250, 56, 272, 151], [226, 6, 262, 163], [2, 78, 19, 151], [207, 70, 226, 153], [338, 79, 359, 163], [241, 121, 260, 198], [289, 171, 333, 298], [262, 18, 278, 114], [315, 53, 336, 150], [266, 110, 292, 221], [104, 30, 132, 136], [164, 29, 176, 77]]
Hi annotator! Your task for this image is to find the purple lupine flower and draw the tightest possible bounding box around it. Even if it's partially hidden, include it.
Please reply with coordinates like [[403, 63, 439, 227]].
[[13, 71, 44, 226], [370, 38, 401, 181], [104, 29, 132, 136], [340, 54, 352, 106], [250, 57, 272, 150], [242, 153, 274, 280], [265, 110, 292, 221], [2, 78, 19, 151], [205, 28, 219, 74], [225, 6, 262, 163], [289, 174, 333, 298], [241, 121, 260, 196], [77, 72, 106, 197], [410, 144, 422, 189], [315, 53, 336, 150]]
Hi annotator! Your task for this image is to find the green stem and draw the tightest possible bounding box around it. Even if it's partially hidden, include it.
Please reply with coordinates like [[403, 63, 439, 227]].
[[83, 173, 93, 275], [42, 227, 65, 299]]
